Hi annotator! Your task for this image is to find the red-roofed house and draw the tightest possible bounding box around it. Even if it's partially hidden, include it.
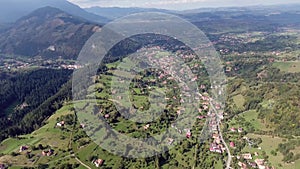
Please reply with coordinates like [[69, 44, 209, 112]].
[[94, 159, 104, 167]]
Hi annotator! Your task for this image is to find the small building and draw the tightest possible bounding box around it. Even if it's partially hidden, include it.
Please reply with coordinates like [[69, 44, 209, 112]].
[[42, 149, 54, 156], [238, 162, 247, 169], [80, 123, 86, 128], [167, 138, 174, 145], [230, 142, 235, 148], [94, 159, 104, 167], [230, 127, 237, 132], [238, 127, 243, 133], [19, 145, 29, 152], [47, 149, 54, 156], [143, 124, 150, 130], [197, 115, 206, 119], [249, 162, 257, 168], [210, 143, 223, 154], [56, 121, 65, 127], [212, 133, 219, 139], [186, 132, 192, 139], [255, 159, 265, 166], [242, 153, 253, 160]]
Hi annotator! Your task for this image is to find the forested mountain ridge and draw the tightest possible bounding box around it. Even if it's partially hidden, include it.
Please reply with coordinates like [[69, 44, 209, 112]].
[[0, 0, 109, 24], [0, 6, 100, 59], [0, 69, 73, 141]]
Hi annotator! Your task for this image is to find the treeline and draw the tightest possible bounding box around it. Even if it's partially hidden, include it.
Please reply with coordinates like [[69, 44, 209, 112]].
[[103, 33, 190, 64], [0, 69, 72, 113], [0, 69, 72, 141]]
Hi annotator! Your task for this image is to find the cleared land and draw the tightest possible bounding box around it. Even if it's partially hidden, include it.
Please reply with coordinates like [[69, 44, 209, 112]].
[[273, 61, 300, 73]]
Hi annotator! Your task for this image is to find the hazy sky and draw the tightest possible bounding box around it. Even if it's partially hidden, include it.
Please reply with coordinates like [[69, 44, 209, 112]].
[[68, 0, 300, 10]]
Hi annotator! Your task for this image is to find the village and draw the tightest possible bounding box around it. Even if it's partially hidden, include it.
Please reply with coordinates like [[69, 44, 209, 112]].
[[0, 55, 82, 72], [1, 40, 298, 168]]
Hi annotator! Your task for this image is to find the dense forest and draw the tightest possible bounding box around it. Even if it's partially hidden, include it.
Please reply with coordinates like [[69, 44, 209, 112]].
[[0, 69, 72, 141]]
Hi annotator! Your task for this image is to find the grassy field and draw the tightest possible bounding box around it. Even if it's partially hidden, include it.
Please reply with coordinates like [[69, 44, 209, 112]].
[[0, 103, 84, 168], [240, 110, 270, 131], [273, 61, 300, 73], [232, 94, 245, 109]]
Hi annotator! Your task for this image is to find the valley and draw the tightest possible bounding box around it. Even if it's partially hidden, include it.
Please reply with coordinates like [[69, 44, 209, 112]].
[[0, 2, 300, 169]]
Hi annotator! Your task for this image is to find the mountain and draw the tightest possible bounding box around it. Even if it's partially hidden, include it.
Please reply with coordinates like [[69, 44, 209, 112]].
[[85, 7, 171, 20], [0, 0, 109, 24], [0, 6, 100, 59]]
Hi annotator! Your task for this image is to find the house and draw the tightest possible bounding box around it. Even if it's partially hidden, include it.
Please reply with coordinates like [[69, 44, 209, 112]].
[[80, 123, 86, 128], [212, 133, 219, 139], [238, 162, 248, 169], [255, 159, 265, 166], [200, 85, 206, 89], [0, 164, 7, 169], [93, 159, 104, 167], [186, 131, 192, 139], [218, 113, 224, 120], [47, 149, 54, 156], [210, 143, 223, 153], [215, 138, 221, 144], [42, 149, 54, 156], [230, 127, 237, 132], [230, 142, 235, 148], [203, 105, 209, 110], [211, 125, 218, 131], [238, 127, 243, 133], [104, 114, 110, 118], [144, 124, 150, 130], [249, 162, 257, 168], [56, 121, 65, 127], [197, 115, 206, 119], [19, 145, 29, 152], [167, 138, 174, 145], [242, 153, 253, 160]]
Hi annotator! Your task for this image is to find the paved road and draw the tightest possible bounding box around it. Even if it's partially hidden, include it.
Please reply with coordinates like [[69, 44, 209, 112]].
[[217, 122, 232, 169]]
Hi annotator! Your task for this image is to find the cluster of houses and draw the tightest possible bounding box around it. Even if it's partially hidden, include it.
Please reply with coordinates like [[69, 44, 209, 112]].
[[60, 64, 82, 70], [209, 114, 225, 154], [230, 127, 244, 133], [237, 153, 275, 169], [228, 124, 277, 169], [0, 56, 83, 72]]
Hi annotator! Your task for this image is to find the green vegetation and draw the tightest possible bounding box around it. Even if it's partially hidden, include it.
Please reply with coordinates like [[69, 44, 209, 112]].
[[273, 61, 300, 73]]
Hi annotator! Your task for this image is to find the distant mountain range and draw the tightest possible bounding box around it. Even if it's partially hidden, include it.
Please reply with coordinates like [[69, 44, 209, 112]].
[[0, 1, 299, 59], [85, 7, 172, 19], [0, 6, 100, 59], [0, 0, 109, 24]]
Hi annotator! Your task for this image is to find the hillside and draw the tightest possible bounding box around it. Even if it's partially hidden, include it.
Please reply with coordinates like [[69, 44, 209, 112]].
[[0, 0, 109, 23], [0, 6, 100, 59]]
